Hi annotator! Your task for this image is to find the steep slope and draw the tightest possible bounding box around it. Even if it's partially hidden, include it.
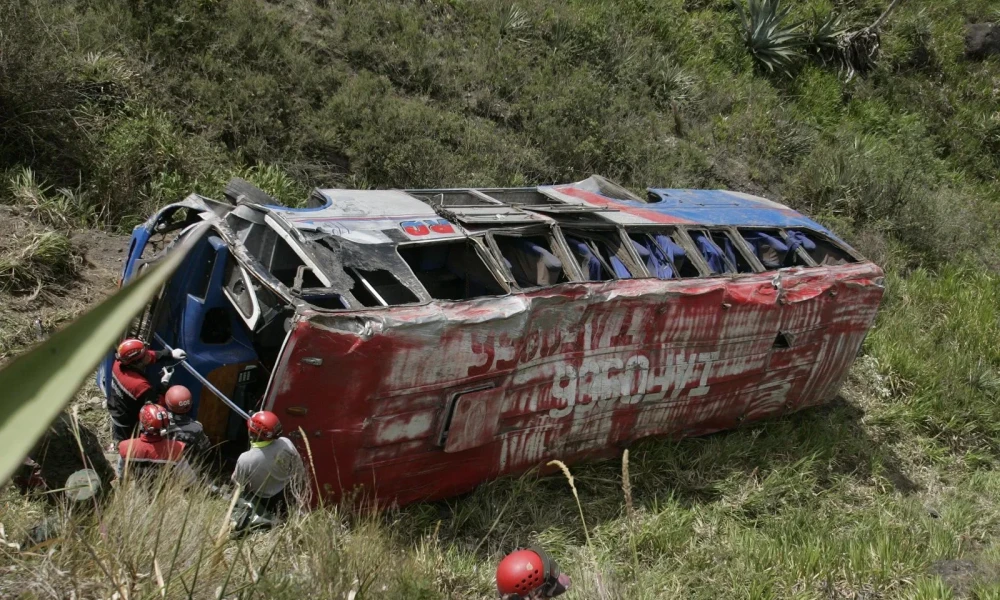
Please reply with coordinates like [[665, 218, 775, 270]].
[[1, 0, 1000, 598]]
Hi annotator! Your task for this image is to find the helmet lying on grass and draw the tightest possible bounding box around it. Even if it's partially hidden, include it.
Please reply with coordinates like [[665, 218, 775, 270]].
[[496, 547, 571, 599]]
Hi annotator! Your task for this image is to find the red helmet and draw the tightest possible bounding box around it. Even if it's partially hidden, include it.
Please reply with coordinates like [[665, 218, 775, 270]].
[[165, 385, 193, 414], [116, 338, 148, 366], [247, 411, 281, 441], [496, 547, 563, 598], [138, 404, 169, 436]]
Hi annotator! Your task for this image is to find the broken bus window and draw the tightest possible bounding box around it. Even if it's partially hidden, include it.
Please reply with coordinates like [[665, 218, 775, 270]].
[[398, 240, 506, 300], [228, 210, 324, 289], [738, 228, 810, 269], [710, 230, 756, 274], [785, 229, 857, 266], [492, 234, 568, 288], [563, 231, 633, 281], [346, 268, 419, 307], [689, 230, 738, 275], [627, 231, 699, 279]]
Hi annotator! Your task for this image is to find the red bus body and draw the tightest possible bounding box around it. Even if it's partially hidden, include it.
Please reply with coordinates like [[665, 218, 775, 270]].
[[113, 176, 884, 507], [268, 264, 881, 505]]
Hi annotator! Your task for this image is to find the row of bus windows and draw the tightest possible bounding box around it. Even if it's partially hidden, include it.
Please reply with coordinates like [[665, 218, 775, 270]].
[[352, 226, 857, 307], [222, 212, 856, 309]]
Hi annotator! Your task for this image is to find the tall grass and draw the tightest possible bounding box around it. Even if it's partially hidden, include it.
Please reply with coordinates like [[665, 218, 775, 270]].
[[0, 230, 77, 295], [0, 472, 493, 599], [868, 266, 1000, 455], [7, 281, 1000, 597], [7, 169, 97, 230]]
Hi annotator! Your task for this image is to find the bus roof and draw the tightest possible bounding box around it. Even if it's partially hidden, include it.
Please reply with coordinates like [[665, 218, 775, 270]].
[[263, 176, 830, 240]]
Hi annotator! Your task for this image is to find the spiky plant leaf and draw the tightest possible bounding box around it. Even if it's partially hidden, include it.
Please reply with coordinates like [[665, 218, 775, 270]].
[[811, 10, 849, 63], [647, 56, 697, 109], [734, 0, 809, 76], [496, 3, 529, 40], [0, 222, 210, 483]]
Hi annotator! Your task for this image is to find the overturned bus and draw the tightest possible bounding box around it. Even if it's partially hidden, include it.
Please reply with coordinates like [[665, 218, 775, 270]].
[[98, 175, 884, 506]]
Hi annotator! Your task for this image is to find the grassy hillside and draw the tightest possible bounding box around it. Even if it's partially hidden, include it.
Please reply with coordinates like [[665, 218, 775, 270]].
[[2, 0, 1000, 598]]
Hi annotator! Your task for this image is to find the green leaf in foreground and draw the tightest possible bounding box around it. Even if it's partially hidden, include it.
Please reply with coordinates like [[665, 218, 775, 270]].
[[0, 222, 210, 484]]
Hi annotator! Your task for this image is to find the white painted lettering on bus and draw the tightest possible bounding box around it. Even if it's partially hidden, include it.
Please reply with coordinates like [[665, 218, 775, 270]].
[[548, 351, 720, 418]]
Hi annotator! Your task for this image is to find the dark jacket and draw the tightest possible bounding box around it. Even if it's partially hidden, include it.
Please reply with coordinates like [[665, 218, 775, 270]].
[[109, 349, 171, 441], [166, 414, 212, 456]]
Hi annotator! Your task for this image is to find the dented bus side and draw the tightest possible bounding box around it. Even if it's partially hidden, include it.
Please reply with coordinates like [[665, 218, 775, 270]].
[[106, 176, 883, 504]]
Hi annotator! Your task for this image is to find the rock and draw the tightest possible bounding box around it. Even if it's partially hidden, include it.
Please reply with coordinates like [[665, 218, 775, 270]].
[[965, 23, 1000, 60]]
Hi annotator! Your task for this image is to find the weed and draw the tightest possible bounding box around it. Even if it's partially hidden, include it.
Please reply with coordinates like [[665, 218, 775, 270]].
[[646, 57, 699, 110], [549, 460, 591, 546], [496, 3, 530, 41], [811, 10, 850, 64]]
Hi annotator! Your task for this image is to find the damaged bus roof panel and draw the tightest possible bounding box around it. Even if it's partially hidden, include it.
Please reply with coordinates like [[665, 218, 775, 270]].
[[106, 175, 884, 507], [276, 189, 466, 243]]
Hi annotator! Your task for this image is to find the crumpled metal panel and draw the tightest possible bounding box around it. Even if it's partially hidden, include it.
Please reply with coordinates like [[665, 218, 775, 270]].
[[265, 262, 883, 507]]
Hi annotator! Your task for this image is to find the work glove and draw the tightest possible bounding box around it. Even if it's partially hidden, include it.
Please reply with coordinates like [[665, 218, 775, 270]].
[[546, 574, 571, 597], [170, 348, 187, 361], [160, 366, 174, 386]]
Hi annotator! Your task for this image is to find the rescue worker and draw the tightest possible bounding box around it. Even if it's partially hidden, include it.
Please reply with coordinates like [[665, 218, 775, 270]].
[[496, 547, 571, 600], [10, 416, 113, 550], [163, 385, 212, 459], [231, 411, 305, 517], [20, 468, 105, 550], [12, 412, 114, 502], [117, 404, 191, 480], [109, 338, 187, 443]]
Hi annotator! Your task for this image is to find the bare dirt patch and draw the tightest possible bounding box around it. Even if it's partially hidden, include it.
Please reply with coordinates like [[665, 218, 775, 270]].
[[70, 226, 131, 281], [930, 558, 1000, 598], [0, 206, 127, 362]]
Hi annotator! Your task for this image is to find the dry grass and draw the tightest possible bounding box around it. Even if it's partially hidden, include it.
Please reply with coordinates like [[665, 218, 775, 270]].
[[7, 168, 96, 230], [0, 469, 491, 599], [0, 230, 78, 296], [5, 353, 1000, 598], [548, 460, 590, 547]]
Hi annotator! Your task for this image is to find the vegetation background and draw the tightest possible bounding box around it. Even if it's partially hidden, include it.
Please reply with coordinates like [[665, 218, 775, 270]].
[[1, 0, 1000, 597]]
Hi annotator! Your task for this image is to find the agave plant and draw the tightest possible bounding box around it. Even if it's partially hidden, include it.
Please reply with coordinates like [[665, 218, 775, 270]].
[[496, 2, 529, 41], [647, 56, 697, 109], [734, 0, 809, 76], [809, 9, 875, 80], [811, 10, 849, 64]]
